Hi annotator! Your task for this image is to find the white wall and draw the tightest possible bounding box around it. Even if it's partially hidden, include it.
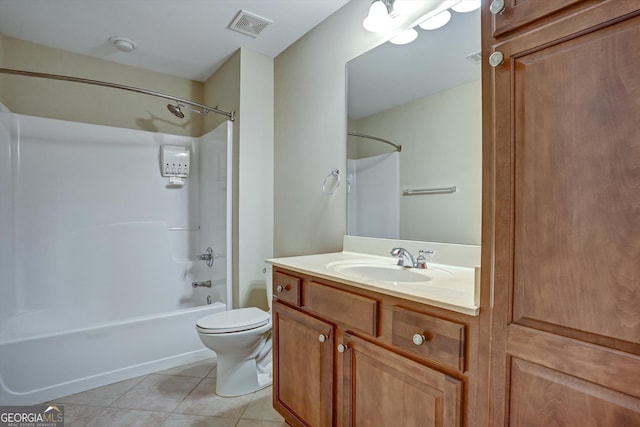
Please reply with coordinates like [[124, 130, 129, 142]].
[[1, 37, 204, 137], [274, 0, 448, 256], [237, 50, 274, 309]]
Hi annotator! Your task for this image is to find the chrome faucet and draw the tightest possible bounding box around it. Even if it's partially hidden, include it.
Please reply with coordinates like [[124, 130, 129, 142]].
[[390, 247, 415, 268], [390, 248, 434, 269]]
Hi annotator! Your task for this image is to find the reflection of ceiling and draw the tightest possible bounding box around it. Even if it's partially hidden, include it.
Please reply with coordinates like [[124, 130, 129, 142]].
[[348, 8, 481, 120], [0, 0, 349, 82]]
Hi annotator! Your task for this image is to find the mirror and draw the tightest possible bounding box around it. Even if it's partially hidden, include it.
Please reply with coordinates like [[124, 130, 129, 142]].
[[346, 8, 481, 245]]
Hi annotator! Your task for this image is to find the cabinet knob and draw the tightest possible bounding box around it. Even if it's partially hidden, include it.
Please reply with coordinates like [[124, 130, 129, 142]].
[[337, 344, 346, 353], [489, 0, 505, 15], [318, 334, 327, 343], [276, 285, 284, 293], [489, 51, 505, 67], [412, 334, 426, 346]]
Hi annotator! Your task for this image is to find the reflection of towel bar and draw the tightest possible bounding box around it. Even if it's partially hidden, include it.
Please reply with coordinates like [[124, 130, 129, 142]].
[[167, 226, 200, 231], [402, 186, 456, 195]]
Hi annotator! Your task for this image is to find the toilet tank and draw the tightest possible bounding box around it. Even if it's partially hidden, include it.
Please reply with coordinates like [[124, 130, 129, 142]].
[[265, 263, 273, 311]]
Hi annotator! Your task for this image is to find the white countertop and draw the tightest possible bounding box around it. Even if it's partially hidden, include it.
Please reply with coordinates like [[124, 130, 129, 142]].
[[267, 251, 479, 316]]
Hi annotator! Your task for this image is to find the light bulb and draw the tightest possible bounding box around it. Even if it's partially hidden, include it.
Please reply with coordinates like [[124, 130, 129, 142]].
[[392, 0, 422, 15], [418, 10, 452, 30], [451, 0, 481, 13], [362, 0, 393, 32], [389, 28, 418, 45]]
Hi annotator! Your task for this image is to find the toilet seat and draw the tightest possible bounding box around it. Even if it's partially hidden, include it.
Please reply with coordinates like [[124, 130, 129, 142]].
[[197, 307, 270, 334]]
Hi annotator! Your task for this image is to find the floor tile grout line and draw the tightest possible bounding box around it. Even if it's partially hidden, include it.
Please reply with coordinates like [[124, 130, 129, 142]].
[[168, 373, 209, 417], [44, 359, 285, 426]]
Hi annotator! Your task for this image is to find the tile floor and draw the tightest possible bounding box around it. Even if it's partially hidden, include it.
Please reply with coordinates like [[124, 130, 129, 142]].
[[46, 358, 287, 427]]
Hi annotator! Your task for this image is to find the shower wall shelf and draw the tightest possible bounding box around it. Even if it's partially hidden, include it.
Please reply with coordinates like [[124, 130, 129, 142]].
[[402, 186, 457, 195]]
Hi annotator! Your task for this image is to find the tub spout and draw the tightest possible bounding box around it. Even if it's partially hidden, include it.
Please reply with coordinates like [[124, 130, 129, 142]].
[[192, 280, 212, 288]]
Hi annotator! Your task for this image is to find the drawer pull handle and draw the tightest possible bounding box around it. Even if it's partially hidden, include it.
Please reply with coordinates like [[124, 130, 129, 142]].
[[489, 51, 505, 67], [489, 0, 505, 15], [412, 334, 426, 346], [276, 284, 290, 293], [318, 334, 328, 343], [337, 344, 347, 353]]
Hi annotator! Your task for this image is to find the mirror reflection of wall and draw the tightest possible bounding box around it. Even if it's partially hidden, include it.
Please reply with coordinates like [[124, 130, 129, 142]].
[[346, 7, 481, 245]]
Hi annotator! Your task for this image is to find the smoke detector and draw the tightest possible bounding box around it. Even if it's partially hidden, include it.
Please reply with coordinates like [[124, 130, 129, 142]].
[[228, 10, 273, 38], [109, 36, 136, 53]]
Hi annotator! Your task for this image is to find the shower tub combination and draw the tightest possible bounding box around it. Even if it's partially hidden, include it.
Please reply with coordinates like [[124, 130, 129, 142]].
[[0, 104, 233, 405]]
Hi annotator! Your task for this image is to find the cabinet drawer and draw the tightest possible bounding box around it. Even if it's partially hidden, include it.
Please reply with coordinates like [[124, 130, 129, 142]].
[[304, 281, 378, 336], [392, 307, 465, 371], [273, 271, 301, 306]]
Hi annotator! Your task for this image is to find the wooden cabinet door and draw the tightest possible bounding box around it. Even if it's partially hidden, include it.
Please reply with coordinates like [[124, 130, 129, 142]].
[[488, 3, 640, 426], [273, 301, 335, 427], [490, 0, 583, 36], [341, 334, 462, 427]]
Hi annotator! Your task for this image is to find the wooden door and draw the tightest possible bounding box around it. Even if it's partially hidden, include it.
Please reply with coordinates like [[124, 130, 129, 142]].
[[341, 334, 462, 427], [273, 302, 335, 427], [488, 2, 640, 425], [490, 0, 584, 36]]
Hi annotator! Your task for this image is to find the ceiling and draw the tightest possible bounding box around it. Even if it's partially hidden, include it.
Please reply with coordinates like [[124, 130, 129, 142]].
[[0, 0, 350, 82]]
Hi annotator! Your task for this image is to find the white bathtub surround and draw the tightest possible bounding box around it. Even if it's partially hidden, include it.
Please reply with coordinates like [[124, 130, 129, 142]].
[[0, 105, 233, 405]]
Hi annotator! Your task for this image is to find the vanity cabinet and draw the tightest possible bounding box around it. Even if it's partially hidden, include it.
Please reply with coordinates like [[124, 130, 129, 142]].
[[271, 266, 477, 427], [342, 333, 462, 427], [273, 302, 334, 427], [484, 0, 640, 425]]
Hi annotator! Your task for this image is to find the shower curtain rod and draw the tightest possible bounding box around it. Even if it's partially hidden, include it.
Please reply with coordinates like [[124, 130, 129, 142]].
[[0, 67, 235, 121], [347, 132, 401, 152]]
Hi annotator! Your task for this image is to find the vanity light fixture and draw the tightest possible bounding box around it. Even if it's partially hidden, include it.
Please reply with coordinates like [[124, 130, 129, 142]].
[[362, 0, 427, 32], [392, 0, 423, 14], [389, 28, 418, 45], [418, 9, 452, 30], [362, 0, 394, 32], [364, 0, 477, 45], [451, 0, 481, 13]]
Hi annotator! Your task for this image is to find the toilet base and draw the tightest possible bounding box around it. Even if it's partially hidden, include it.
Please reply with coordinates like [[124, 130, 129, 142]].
[[215, 351, 272, 397]]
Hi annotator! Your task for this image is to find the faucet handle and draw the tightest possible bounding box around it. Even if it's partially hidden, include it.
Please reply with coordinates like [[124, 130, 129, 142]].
[[415, 250, 435, 269]]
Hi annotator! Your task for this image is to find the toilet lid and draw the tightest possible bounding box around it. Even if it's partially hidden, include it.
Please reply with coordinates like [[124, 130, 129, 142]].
[[197, 307, 270, 333]]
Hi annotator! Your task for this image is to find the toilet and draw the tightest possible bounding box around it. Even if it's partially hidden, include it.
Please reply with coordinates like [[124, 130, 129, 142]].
[[195, 268, 273, 397]]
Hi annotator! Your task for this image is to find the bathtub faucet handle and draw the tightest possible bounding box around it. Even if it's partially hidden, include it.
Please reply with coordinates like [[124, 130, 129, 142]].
[[197, 247, 214, 267]]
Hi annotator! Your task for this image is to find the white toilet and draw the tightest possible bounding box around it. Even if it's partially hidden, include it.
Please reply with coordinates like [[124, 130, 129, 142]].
[[195, 270, 273, 397]]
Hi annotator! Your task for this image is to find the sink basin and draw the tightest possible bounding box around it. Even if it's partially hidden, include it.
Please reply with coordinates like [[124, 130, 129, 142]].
[[326, 260, 454, 284]]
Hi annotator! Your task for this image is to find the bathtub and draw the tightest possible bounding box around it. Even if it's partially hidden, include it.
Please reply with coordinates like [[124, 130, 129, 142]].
[[0, 302, 224, 405], [0, 108, 234, 405]]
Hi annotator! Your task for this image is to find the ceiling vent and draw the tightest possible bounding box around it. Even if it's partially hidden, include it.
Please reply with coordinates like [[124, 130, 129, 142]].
[[228, 10, 273, 38], [465, 51, 482, 65]]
